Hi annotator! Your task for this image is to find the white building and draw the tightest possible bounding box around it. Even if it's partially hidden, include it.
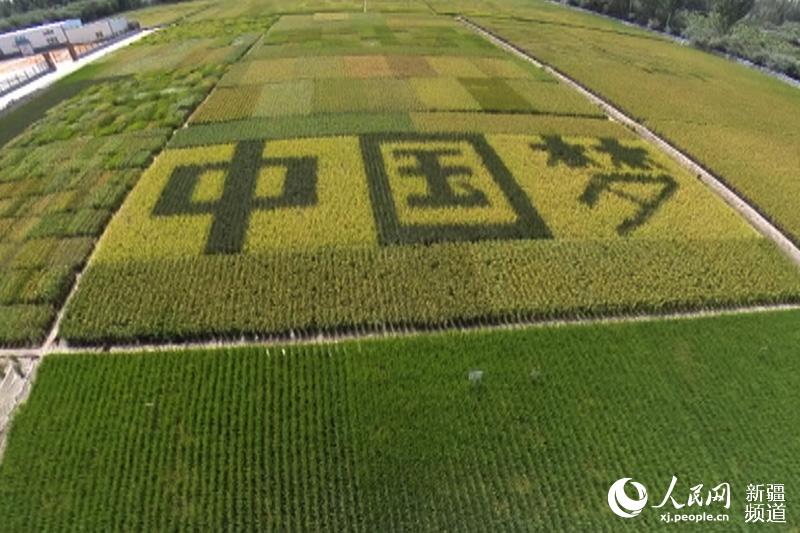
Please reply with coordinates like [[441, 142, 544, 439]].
[[0, 17, 130, 57], [64, 17, 130, 45], [0, 20, 80, 57]]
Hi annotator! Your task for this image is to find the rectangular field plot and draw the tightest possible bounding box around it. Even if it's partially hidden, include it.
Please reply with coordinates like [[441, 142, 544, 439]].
[[0, 31, 231, 346], [0, 128, 169, 346], [198, 75, 598, 121], [88, 132, 755, 258], [219, 55, 550, 85], [90, 16, 273, 78], [476, 11, 800, 246], [251, 13, 504, 58], [4, 311, 800, 530], [61, 129, 800, 344], [55, 10, 800, 345], [199, 52, 597, 123]]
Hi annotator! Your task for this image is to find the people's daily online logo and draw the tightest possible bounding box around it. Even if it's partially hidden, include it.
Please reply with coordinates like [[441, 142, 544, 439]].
[[608, 478, 648, 518], [607, 476, 787, 524]]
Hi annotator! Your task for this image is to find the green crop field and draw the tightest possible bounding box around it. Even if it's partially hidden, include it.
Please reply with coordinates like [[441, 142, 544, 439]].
[[123, 0, 211, 28], [56, 11, 800, 345], [0, 67, 222, 346], [0, 12, 274, 347], [2, 310, 799, 531], [472, 1, 800, 246], [89, 17, 266, 77]]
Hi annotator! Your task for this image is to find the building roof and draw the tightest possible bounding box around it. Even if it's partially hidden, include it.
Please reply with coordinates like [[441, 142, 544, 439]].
[[0, 19, 82, 40]]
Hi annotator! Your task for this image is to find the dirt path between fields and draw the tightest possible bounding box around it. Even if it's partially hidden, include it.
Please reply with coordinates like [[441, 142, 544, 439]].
[[0, 302, 796, 361], [458, 16, 800, 268]]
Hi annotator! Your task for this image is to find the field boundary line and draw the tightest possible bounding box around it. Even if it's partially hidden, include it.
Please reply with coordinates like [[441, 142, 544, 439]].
[[43, 268, 86, 352], [458, 16, 800, 268], [2, 302, 798, 360], [26, 302, 800, 357]]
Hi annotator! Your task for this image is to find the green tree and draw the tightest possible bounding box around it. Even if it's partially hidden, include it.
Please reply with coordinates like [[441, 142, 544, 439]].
[[656, 0, 686, 30], [714, 0, 755, 30]]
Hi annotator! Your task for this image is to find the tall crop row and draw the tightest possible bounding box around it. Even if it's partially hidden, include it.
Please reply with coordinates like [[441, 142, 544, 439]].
[[0, 346, 361, 531], [61, 238, 800, 344]]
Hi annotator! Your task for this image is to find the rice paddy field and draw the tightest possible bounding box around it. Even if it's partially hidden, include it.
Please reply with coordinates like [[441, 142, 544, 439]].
[[52, 11, 800, 345], [1, 0, 799, 530], [123, 0, 211, 28], [1, 311, 799, 531], [0, 68, 223, 346], [473, 1, 800, 246], [0, 17, 266, 346]]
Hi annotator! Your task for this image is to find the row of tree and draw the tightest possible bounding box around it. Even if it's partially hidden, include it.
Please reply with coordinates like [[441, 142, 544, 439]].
[[565, 0, 800, 79], [0, 0, 184, 32], [571, 0, 799, 33], [0, 0, 140, 18]]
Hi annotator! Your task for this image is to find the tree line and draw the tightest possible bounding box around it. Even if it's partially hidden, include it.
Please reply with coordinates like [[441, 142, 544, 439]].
[[564, 0, 800, 79], [0, 0, 184, 32]]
